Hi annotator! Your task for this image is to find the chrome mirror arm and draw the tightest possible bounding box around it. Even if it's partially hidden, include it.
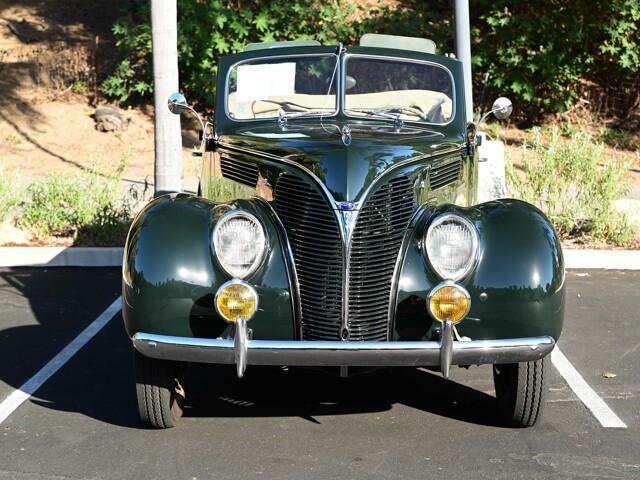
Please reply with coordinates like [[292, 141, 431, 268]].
[[181, 104, 207, 137], [476, 108, 502, 130], [180, 106, 210, 155], [201, 120, 215, 152], [476, 108, 498, 130]]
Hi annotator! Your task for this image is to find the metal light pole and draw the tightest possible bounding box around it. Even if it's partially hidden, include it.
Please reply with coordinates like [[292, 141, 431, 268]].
[[454, 0, 474, 123], [151, 0, 182, 196]]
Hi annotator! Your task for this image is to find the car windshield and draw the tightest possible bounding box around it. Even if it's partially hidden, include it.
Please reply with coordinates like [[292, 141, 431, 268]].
[[344, 56, 454, 124], [227, 55, 339, 120]]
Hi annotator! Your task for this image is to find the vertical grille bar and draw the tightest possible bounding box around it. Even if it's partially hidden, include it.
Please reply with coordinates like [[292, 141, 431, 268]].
[[274, 174, 344, 340], [348, 177, 415, 341], [274, 172, 415, 342]]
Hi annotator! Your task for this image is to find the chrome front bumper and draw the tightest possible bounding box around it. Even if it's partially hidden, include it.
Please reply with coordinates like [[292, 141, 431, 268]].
[[132, 321, 555, 379]]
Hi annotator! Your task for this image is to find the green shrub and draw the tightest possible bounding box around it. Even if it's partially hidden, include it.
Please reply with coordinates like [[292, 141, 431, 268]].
[[19, 171, 131, 246], [101, 12, 153, 103], [507, 128, 634, 245], [0, 169, 21, 223]]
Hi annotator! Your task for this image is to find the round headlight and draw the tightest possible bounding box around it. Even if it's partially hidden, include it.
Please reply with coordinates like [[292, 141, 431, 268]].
[[213, 210, 267, 278], [424, 214, 478, 280]]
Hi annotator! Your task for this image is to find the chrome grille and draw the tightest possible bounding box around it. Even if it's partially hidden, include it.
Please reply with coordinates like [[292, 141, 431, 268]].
[[348, 176, 415, 341], [220, 155, 259, 187], [430, 158, 461, 190], [274, 173, 343, 340]]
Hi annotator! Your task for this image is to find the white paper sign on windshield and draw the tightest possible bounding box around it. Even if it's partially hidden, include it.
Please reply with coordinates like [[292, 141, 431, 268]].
[[236, 62, 296, 102]]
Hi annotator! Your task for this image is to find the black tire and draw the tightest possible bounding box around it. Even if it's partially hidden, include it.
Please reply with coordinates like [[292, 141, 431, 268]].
[[134, 351, 186, 429], [493, 356, 548, 428]]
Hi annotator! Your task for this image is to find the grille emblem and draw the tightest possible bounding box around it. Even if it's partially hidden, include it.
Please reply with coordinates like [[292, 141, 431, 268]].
[[338, 202, 356, 211]]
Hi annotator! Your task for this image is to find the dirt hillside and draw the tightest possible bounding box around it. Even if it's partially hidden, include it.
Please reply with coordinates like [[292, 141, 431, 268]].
[[0, 0, 197, 183]]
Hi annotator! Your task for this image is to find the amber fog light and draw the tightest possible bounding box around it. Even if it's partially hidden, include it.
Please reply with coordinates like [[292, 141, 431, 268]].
[[215, 280, 258, 323], [428, 281, 470, 324]]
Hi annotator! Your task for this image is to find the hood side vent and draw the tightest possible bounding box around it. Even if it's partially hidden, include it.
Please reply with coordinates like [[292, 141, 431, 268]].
[[429, 158, 462, 190], [220, 155, 259, 188]]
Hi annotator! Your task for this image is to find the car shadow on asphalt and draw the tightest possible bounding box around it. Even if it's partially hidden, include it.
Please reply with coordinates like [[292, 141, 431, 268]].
[[183, 364, 505, 428], [23, 319, 506, 429], [0, 268, 504, 429]]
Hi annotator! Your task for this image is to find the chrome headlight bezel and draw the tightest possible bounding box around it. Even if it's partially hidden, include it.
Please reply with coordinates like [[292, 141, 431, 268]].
[[423, 213, 479, 281], [212, 209, 268, 279]]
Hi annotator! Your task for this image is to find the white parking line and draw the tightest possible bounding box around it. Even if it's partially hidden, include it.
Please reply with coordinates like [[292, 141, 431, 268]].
[[0, 297, 628, 430], [551, 347, 627, 428], [0, 296, 122, 425]]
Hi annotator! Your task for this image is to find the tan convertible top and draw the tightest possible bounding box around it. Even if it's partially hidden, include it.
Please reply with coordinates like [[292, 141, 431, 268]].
[[229, 89, 453, 122]]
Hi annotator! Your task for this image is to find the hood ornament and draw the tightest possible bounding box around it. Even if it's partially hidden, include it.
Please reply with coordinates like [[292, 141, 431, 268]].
[[341, 125, 352, 146]]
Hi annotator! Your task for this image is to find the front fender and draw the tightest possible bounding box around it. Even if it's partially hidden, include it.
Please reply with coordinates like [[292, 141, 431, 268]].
[[122, 194, 295, 340], [393, 199, 565, 341]]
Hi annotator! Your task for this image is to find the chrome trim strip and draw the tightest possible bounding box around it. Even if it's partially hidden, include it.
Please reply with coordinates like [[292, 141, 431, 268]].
[[341, 207, 352, 340], [386, 204, 429, 339], [133, 333, 555, 368], [253, 198, 303, 339]]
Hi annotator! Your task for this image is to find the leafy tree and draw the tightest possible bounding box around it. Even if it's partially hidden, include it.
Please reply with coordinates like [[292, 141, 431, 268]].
[[103, 0, 358, 105], [103, 0, 640, 119]]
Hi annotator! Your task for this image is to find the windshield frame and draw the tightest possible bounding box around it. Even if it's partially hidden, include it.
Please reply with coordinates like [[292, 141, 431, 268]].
[[341, 53, 456, 127], [224, 53, 341, 123]]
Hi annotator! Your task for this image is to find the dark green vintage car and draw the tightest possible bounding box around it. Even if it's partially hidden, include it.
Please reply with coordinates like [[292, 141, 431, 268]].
[[123, 35, 564, 429]]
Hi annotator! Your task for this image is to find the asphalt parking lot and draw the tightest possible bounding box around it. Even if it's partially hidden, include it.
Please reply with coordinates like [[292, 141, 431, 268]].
[[0, 268, 638, 479]]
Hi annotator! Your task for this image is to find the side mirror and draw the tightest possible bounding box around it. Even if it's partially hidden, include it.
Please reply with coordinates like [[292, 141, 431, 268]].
[[168, 92, 188, 115], [491, 97, 513, 120], [476, 97, 513, 129]]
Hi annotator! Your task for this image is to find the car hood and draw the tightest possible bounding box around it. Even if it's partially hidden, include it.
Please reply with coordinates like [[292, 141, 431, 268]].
[[216, 121, 465, 203]]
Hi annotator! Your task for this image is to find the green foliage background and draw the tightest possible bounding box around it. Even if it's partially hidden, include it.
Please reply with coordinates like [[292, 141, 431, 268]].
[[102, 0, 640, 119]]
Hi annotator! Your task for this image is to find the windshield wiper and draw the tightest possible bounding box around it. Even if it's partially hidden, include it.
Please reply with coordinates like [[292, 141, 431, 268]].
[[277, 109, 334, 127], [347, 108, 404, 129]]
